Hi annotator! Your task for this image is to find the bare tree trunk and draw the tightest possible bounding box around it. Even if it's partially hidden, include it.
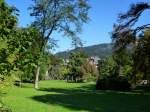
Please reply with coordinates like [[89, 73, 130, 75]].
[[72, 76, 74, 82], [45, 70, 49, 80], [35, 65, 40, 89]]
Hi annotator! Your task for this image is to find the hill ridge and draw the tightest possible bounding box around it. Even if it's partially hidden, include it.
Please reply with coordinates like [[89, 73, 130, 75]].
[[55, 43, 113, 59]]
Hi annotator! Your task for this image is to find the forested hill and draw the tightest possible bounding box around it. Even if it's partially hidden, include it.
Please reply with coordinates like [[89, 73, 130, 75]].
[[55, 43, 113, 59]]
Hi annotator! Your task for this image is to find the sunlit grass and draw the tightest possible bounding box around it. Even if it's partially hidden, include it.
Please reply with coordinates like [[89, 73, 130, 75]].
[[3, 80, 150, 112]]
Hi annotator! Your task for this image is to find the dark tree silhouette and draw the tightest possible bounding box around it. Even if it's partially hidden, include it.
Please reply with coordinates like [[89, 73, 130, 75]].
[[112, 2, 150, 50], [112, 2, 150, 86]]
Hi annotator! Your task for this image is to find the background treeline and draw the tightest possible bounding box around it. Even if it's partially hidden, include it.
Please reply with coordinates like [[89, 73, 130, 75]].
[[43, 52, 99, 82]]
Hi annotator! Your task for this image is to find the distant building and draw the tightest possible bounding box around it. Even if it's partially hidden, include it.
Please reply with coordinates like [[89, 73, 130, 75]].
[[89, 56, 101, 67], [139, 80, 149, 85], [62, 56, 101, 67], [63, 59, 69, 66]]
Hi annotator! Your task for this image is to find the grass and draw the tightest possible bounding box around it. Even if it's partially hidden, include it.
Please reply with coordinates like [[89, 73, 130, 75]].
[[2, 80, 150, 112]]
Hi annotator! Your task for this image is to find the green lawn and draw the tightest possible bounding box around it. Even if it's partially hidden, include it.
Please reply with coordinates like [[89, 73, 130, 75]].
[[2, 80, 150, 112]]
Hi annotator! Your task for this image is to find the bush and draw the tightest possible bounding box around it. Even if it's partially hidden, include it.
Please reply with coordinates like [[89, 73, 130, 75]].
[[0, 102, 11, 112], [0, 107, 11, 112], [96, 76, 131, 91], [22, 78, 34, 83]]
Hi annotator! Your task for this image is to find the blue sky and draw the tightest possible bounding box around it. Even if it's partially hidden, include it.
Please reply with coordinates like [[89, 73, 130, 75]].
[[6, 0, 150, 53]]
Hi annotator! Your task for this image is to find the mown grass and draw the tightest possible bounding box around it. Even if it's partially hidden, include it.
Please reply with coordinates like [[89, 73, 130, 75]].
[[2, 80, 150, 112]]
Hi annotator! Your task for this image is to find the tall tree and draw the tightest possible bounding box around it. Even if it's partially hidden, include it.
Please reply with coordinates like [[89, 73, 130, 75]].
[[0, 0, 18, 110], [67, 51, 87, 82], [30, 0, 90, 89], [0, 0, 18, 84], [14, 27, 44, 83], [112, 2, 150, 85], [133, 29, 150, 83], [112, 2, 150, 50]]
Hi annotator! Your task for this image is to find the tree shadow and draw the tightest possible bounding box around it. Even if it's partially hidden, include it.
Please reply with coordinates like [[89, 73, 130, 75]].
[[39, 84, 96, 94], [31, 85, 150, 112], [133, 86, 150, 93]]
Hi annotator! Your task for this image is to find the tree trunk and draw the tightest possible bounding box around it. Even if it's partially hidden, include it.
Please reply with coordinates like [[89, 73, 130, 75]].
[[35, 65, 40, 89], [45, 70, 49, 80]]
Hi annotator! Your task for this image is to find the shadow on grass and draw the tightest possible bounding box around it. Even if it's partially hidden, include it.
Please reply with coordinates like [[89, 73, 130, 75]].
[[133, 86, 150, 93], [31, 85, 150, 112]]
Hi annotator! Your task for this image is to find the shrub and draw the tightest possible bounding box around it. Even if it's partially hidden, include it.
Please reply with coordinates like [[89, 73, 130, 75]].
[[0, 98, 11, 112], [0, 103, 11, 112], [96, 76, 131, 91]]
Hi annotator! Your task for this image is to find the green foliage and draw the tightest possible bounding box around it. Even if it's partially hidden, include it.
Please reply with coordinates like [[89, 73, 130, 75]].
[[0, 0, 18, 77], [97, 55, 132, 90], [0, 1, 18, 104], [30, 0, 90, 48], [82, 60, 99, 81], [48, 56, 66, 80], [29, 0, 90, 89], [96, 76, 131, 91], [0, 103, 11, 112], [98, 56, 117, 79], [113, 49, 133, 78], [67, 51, 87, 82], [17, 27, 46, 82], [112, 2, 150, 86], [134, 29, 150, 79], [0, 0, 47, 107], [67, 51, 98, 82]]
